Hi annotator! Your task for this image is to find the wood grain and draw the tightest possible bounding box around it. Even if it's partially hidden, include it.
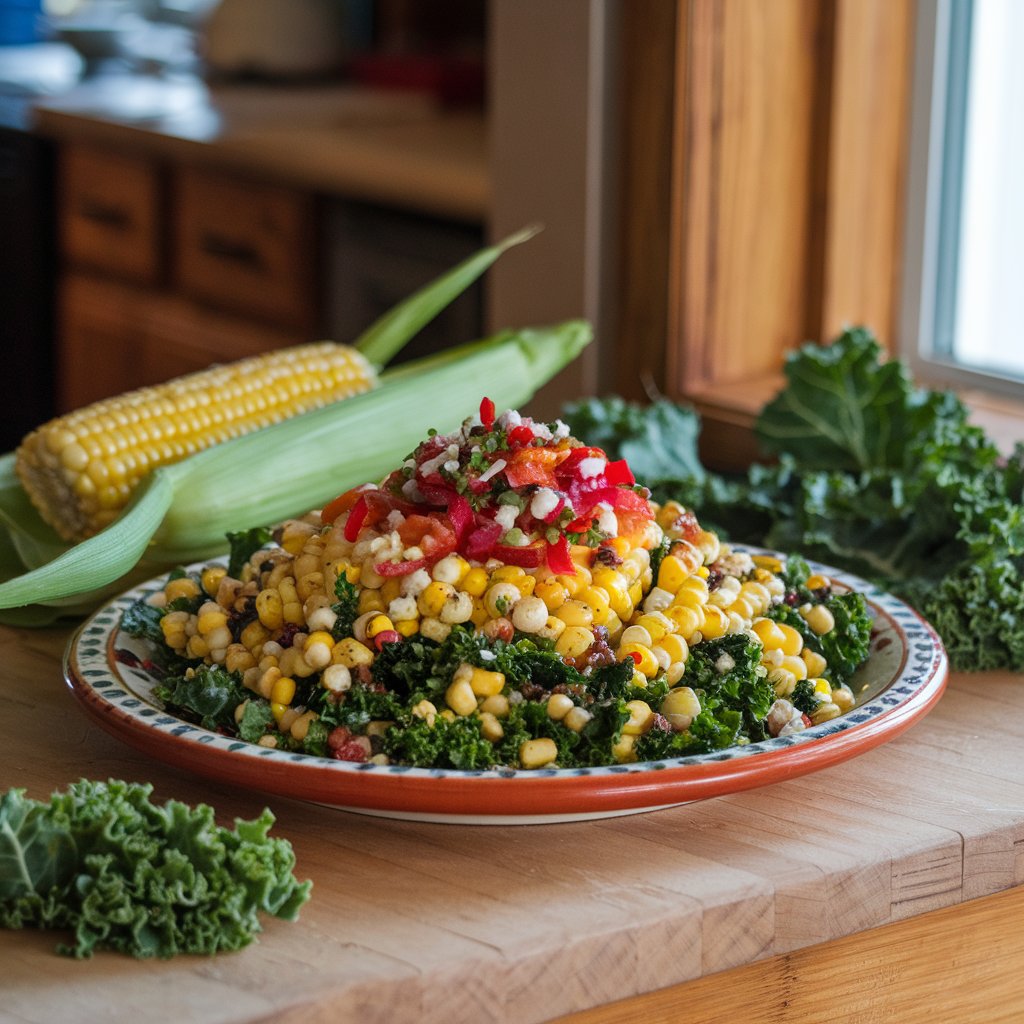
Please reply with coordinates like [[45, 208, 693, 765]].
[[2, 621, 1022, 1024]]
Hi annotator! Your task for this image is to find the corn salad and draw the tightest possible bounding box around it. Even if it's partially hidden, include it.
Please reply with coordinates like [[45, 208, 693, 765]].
[[129, 401, 872, 771]]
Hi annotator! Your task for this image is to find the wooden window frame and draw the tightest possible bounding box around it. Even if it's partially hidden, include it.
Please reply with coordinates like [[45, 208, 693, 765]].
[[617, 0, 914, 471]]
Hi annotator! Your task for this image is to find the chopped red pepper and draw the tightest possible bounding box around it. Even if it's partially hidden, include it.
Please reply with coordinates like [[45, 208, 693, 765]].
[[343, 494, 370, 542], [447, 494, 473, 540], [545, 533, 576, 575], [603, 459, 635, 486], [480, 396, 496, 432], [462, 521, 503, 561], [491, 542, 545, 569]]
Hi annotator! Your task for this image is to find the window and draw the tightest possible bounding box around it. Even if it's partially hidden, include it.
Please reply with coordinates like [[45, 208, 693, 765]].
[[903, 0, 1024, 395]]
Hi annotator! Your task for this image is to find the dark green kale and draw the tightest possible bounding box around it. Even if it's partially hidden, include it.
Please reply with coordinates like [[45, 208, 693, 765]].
[[0, 780, 310, 959], [155, 665, 248, 732], [226, 526, 273, 578], [331, 575, 360, 641], [789, 678, 819, 715], [383, 714, 497, 770]]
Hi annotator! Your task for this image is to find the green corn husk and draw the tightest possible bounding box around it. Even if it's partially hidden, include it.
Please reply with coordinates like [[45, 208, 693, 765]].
[[0, 322, 591, 617]]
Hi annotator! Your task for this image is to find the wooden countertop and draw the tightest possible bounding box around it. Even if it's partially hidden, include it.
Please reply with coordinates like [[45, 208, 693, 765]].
[[3, 620, 1024, 1023], [29, 72, 489, 222]]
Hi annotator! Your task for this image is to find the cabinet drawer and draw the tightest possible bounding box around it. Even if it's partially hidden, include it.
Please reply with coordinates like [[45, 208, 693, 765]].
[[174, 167, 316, 330], [59, 144, 161, 284]]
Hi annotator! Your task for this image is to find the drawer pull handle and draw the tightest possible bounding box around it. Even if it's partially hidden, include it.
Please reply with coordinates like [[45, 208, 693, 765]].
[[78, 199, 131, 229], [199, 232, 266, 270]]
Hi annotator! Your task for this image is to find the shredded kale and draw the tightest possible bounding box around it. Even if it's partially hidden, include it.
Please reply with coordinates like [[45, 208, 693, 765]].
[[0, 780, 310, 959], [226, 527, 274, 578], [155, 665, 248, 733], [331, 575, 360, 641]]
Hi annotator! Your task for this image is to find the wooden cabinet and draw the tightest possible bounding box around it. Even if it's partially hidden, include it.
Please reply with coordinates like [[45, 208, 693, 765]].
[[53, 139, 485, 414]]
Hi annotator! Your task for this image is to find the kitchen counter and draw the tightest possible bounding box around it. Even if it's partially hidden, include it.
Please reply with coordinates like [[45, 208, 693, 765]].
[[3, 619, 1024, 1023], [28, 70, 489, 222]]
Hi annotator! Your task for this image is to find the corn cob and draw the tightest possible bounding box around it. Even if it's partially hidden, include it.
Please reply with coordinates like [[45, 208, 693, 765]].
[[16, 342, 377, 543]]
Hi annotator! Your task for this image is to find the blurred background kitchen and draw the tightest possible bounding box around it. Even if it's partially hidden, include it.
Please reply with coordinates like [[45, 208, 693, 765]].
[[1, 1, 1020, 463]]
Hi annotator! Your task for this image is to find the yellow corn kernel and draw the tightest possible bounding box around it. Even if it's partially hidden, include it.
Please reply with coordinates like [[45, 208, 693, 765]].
[[415, 580, 453, 618], [810, 702, 841, 725], [255, 588, 284, 630], [753, 554, 784, 573], [802, 649, 828, 678], [200, 566, 226, 597], [270, 675, 296, 706], [660, 686, 701, 730], [622, 699, 654, 735], [656, 554, 692, 594], [270, 701, 288, 723], [185, 634, 209, 660], [332, 637, 374, 667], [674, 575, 710, 605], [611, 732, 637, 764], [617, 642, 659, 678], [490, 564, 526, 584], [303, 630, 335, 670], [579, 585, 611, 625], [780, 654, 808, 681], [634, 612, 671, 643], [445, 678, 478, 717], [805, 573, 830, 591], [460, 566, 490, 597], [666, 603, 704, 640], [452, 663, 506, 697], [480, 693, 510, 718], [696, 565, 710, 579], [657, 632, 689, 665], [535, 578, 569, 611], [801, 603, 836, 635], [555, 598, 594, 628], [357, 588, 386, 615], [411, 699, 438, 726], [547, 693, 575, 720], [831, 684, 855, 713], [395, 618, 419, 637], [563, 705, 593, 732], [537, 615, 566, 641], [470, 597, 490, 627], [776, 622, 804, 655], [556, 572, 582, 598], [555, 625, 594, 660], [165, 577, 201, 602], [380, 576, 402, 606], [366, 614, 395, 639], [290, 710, 318, 742], [479, 711, 504, 742], [812, 676, 832, 695], [619, 624, 653, 648], [197, 607, 228, 635], [752, 617, 788, 650], [519, 737, 558, 769], [699, 605, 729, 639]]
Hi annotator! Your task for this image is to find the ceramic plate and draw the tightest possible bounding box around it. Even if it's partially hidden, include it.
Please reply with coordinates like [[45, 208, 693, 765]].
[[64, 553, 948, 825]]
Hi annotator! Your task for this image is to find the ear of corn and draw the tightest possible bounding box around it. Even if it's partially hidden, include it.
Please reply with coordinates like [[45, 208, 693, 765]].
[[16, 342, 378, 543], [0, 321, 592, 615]]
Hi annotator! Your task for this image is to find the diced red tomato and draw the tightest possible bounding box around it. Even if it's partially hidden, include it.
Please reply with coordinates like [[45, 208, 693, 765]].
[[608, 487, 654, 541], [327, 726, 371, 763], [447, 494, 473, 539], [462, 521, 503, 561], [505, 447, 567, 489], [508, 424, 535, 447], [397, 514, 457, 560]]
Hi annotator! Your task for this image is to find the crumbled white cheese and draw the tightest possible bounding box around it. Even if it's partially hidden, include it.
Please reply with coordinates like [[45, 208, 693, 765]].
[[552, 420, 571, 440], [497, 410, 522, 430], [578, 456, 607, 479], [495, 504, 519, 531], [596, 505, 618, 537], [443, 459, 460, 473], [419, 443, 460, 478], [385, 509, 406, 529], [388, 596, 418, 621], [530, 487, 561, 521], [479, 649, 497, 663], [400, 568, 432, 597], [715, 653, 736, 674], [530, 421, 553, 441], [402, 479, 424, 502]]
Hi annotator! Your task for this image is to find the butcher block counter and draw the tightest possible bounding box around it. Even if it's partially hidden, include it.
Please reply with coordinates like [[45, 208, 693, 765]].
[[3, 620, 1024, 1024]]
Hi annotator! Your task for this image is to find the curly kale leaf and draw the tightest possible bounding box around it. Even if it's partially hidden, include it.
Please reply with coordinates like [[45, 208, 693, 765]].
[[155, 665, 248, 732], [384, 714, 497, 770], [0, 780, 310, 959], [226, 526, 273, 578], [331, 575, 360, 641], [561, 395, 706, 485]]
